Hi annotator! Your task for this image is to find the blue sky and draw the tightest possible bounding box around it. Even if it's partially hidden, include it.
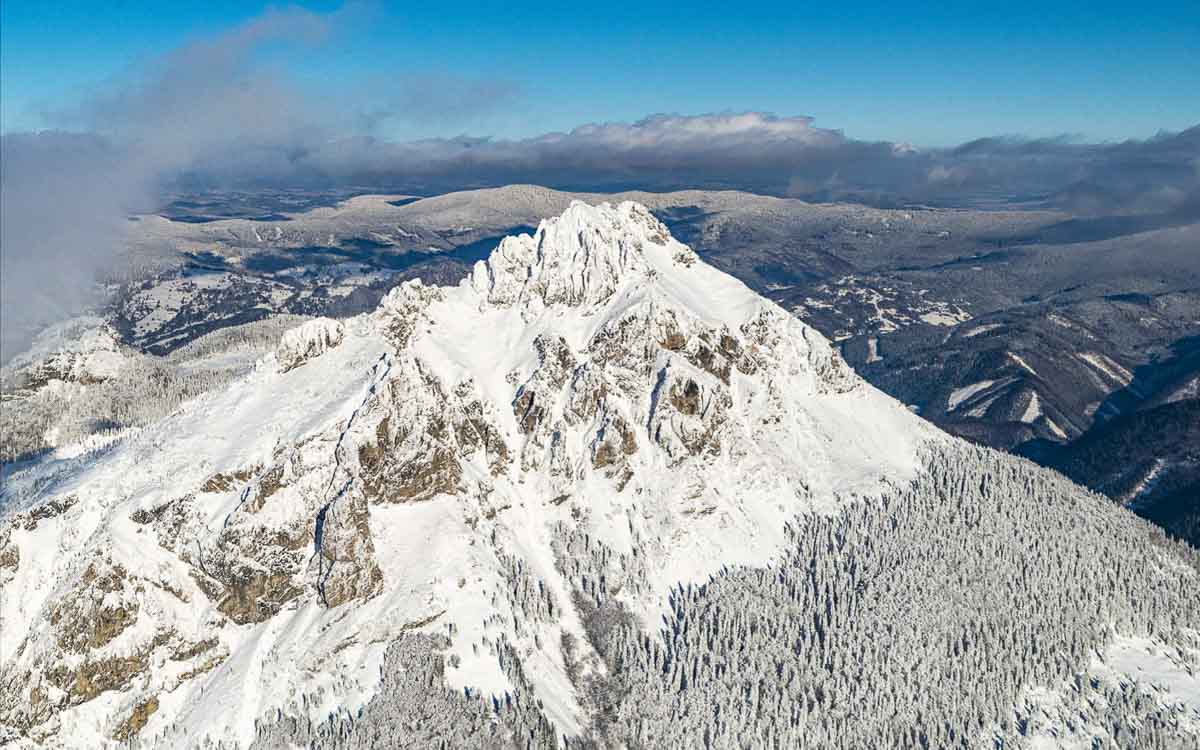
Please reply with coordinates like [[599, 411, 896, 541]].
[[2, 1, 1198, 146]]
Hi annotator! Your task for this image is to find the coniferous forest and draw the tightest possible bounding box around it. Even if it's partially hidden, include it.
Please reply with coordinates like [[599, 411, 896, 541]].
[[189, 443, 1200, 750]]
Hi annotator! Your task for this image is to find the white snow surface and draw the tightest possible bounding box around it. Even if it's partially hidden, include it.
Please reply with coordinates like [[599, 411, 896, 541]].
[[919, 310, 969, 326], [1123, 458, 1168, 507], [962, 323, 1003, 338], [1008, 351, 1038, 377], [1020, 391, 1042, 423], [274, 317, 345, 372], [947, 379, 996, 411], [1001, 633, 1200, 748], [865, 336, 881, 363], [1078, 351, 1133, 386], [2, 316, 128, 385], [1045, 417, 1069, 440], [0, 201, 939, 748]]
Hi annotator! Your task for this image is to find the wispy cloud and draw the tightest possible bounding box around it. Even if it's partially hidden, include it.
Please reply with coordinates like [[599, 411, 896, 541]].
[[366, 73, 524, 130], [0, 0, 538, 362], [1, 131, 140, 361], [0, 6, 350, 359]]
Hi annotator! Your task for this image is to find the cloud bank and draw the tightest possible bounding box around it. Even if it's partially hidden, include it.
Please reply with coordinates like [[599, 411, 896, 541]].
[[141, 110, 1200, 219], [291, 114, 1200, 216], [2, 3, 1197, 360]]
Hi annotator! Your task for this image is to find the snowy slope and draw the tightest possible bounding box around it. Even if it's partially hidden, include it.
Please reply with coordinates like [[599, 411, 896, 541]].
[[0, 201, 934, 747], [1, 317, 129, 390]]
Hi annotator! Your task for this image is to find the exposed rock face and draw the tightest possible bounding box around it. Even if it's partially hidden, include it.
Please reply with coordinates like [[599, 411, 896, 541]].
[[48, 559, 138, 653], [373, 281, 444, 350], [112, 696, 159, 742], [0, 201, 930, 748], [451, 383, 511, 478], [312, 487, 384, 609], [357, 367, 463, 505], [215, 568, 305, 624], [0, 527, 18, 580], [591, 412, 638, 469], [0, 540, 189, 738], [651, 367, 731, 461]]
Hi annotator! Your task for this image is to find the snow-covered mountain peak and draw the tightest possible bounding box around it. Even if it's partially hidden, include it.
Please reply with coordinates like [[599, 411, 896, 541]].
[[369, 203, 886, 508], [470, 200, 694, 310]]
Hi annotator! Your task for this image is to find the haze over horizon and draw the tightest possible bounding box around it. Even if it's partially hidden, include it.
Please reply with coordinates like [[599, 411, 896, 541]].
[[2, 1, 1198, 358]]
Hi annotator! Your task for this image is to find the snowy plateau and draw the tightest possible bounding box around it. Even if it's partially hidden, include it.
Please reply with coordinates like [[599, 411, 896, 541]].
[[1, 201, 1198, 749]]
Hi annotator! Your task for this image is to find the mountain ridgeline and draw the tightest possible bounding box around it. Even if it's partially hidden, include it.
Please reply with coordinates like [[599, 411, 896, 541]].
[[0, 202, 1197, 749]]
